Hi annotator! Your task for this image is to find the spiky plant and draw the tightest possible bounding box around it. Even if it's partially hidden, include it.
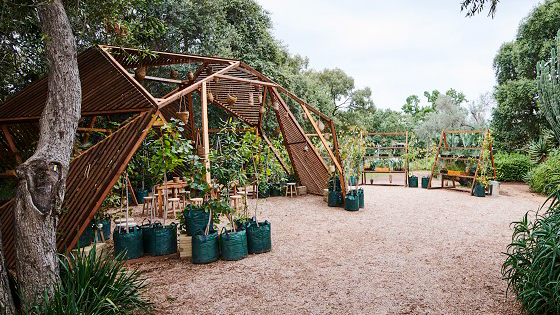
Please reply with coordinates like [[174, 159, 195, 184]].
[[527, 137, 550, 164], [537, 29, 560, 142]]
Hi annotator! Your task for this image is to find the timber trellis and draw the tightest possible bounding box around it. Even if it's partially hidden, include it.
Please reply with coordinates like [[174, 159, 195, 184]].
[[0, 45, 344, 269], [427, 130, 496, 194]]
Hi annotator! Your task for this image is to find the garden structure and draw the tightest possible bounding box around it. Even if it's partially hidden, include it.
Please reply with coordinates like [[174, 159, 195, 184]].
[[427, 130, 496, 195], [361, 132, 409, 187], [0, 45, 344, 269]]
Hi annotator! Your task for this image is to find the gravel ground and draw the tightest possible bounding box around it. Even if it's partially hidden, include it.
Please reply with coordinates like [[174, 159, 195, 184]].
[[130, 182, 545, 314]]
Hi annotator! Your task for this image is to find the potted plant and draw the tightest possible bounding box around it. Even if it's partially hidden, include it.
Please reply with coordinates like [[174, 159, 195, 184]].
[[328, 171, 343, 207]]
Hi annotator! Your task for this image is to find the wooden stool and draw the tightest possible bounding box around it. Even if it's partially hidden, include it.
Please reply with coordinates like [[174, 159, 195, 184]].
[[178, 190, 189, 209], [142, 196, 155, 216], [230, 195, 242, 211], [168, 197, 181, 219], [237, 191, 248, 204], [189, 197, 204, 207], [286, 183, 297, 198]]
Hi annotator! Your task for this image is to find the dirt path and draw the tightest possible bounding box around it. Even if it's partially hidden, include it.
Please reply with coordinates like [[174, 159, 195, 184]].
[[133, 183, 544, 314]]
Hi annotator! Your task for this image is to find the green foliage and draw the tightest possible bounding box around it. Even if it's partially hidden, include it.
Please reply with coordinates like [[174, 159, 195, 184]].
[[492, 79, 541, 151], [537, 29, 560, 143], [25, 249, 151, 314], [502, 191, 560, 314], [493, 152, 531, 182], [338, 127, 365, 178], [527, 151, 560, 194], [460, 0, 499, 17], [491, 1, 560, 150], [528, 137, 551, 165]]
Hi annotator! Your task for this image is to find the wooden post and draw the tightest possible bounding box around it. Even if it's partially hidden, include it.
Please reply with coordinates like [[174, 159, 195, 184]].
[[201, 82, 211, 183]]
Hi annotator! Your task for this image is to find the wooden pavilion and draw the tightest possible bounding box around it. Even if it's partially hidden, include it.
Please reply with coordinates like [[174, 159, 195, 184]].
[[0, 45, 344, 269]]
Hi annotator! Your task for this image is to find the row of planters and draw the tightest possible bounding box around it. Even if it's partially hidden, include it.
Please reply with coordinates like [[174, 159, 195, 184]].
[[113, 220, 178, 260], [181, 204, 271, 263], [407, 174, 491, 197], [326, 174, 364, 211]]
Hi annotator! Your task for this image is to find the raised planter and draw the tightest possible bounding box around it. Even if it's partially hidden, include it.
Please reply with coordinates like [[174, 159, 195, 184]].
[[328, 191, 343, 207], [192, 231, 219, 264], [473, 183, 486, 197], [183, 206, 211, 236], [246, 221, 271, 254], [345, 193, 360, 211], [141, 222, 177, 256], [113, 227, 144, 260], [375, 167, 390, 172], [421, 176, 430, 189], [220, 229, 248, 261], [296, 186, 307, 195], [408, 175, 418, 188]]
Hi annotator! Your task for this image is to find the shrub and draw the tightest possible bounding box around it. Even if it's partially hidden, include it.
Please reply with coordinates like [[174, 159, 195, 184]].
[[24, 248, 152, 314], [526, 150, 560, 195], [502, 192, 560, 314], [493, 152, 531, 182]]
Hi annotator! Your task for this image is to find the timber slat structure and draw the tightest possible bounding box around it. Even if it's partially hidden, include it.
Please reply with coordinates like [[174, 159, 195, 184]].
[[0, 45, 344, 269]]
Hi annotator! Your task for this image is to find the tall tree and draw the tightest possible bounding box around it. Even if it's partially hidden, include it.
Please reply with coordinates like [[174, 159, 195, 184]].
[[460, 0, 499, 17], [13, 0, 81, 304], [490, 1, 560, 150], [316, 68, 355, 116]]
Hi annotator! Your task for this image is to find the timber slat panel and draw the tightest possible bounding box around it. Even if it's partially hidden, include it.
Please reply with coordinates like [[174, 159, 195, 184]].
[[0, 47, 155, 122]]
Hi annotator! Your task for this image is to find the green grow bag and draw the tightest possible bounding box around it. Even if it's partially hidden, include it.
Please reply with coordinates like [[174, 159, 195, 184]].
[[134, 189, 148, 204], [258, 187, 270, 198], [220, 229, 248, 261], [113, 227, 143, 260], [141, 222, 178, 256], [246, 221, 271, 254], [184, 206, 211, 236], [76, 222, 94, 249], [328, 191, 343, 207], [270, 187, 282, 196], [408, 176, 418, 188], [329, 177, 341, 192], [358, 188, 364, 208], [473, 183, 486, 197], [349, 176, 358, 186], [421, 177, 430, 189], [345, 194, 360, 211], [192, 231, 219, 264]]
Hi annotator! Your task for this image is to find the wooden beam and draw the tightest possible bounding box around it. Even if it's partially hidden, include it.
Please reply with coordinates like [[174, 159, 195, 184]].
[[1, 125, 21, 164], [77, 127, 111, 133], [259, 126, 291, 175], [158, 62, 240, 108], [144, 75, 184, 84], [201, 82, 211, 183], [299, 98, 343, 177], [0, 170, 16, 178], [82, 116, 98, 144], [214, 74, 278, 88]]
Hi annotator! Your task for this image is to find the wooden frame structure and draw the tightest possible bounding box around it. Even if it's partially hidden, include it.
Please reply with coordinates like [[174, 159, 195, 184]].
[[361, 132, 409, 187], [427, 130, 496, 194], [0, 45, 344, 269]]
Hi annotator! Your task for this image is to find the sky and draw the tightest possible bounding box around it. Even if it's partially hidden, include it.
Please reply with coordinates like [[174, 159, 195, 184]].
[[256, 0, 543, 111]]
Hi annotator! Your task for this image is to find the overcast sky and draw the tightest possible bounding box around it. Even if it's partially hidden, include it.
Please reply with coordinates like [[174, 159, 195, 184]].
[[256, 0, 543, 111]]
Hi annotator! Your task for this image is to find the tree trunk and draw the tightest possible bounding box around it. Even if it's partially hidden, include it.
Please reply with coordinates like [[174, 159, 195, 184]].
[[0, 229, 15, 314], [13, 0, 81, 304]]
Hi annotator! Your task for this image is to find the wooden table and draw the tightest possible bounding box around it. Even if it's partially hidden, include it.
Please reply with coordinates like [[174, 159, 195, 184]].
[[155, 181, 190, 216]]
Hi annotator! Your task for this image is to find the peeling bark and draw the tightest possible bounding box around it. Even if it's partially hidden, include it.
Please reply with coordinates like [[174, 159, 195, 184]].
[[12, 0, 81, 304]]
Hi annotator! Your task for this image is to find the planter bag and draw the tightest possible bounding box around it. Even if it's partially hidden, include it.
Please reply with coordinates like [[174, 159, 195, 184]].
[[328, 191, 343, 207], [421, 177, 430, 189], [75, 222, 94, 249], [113, 227, 143, 260], [408, 176, 418, 188], [474, 183, 486, 197], [345, 195, 360, 211], [358, 188, 364, 209], [134, 189, 148, 204], [246, 221, 271, 254], [184, 207, 211, 236], [141, 221, 178, 256], [220, 228, 248, 261], [192, 231, 219, 264], [270, 188, 282, 196], [258, 187, 270, 199], [329, 177, 342, 192]]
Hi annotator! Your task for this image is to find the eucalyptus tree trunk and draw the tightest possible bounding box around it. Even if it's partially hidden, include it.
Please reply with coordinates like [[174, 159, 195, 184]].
[[12, 0, 81, 304], [0, 229, 15, 314]]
